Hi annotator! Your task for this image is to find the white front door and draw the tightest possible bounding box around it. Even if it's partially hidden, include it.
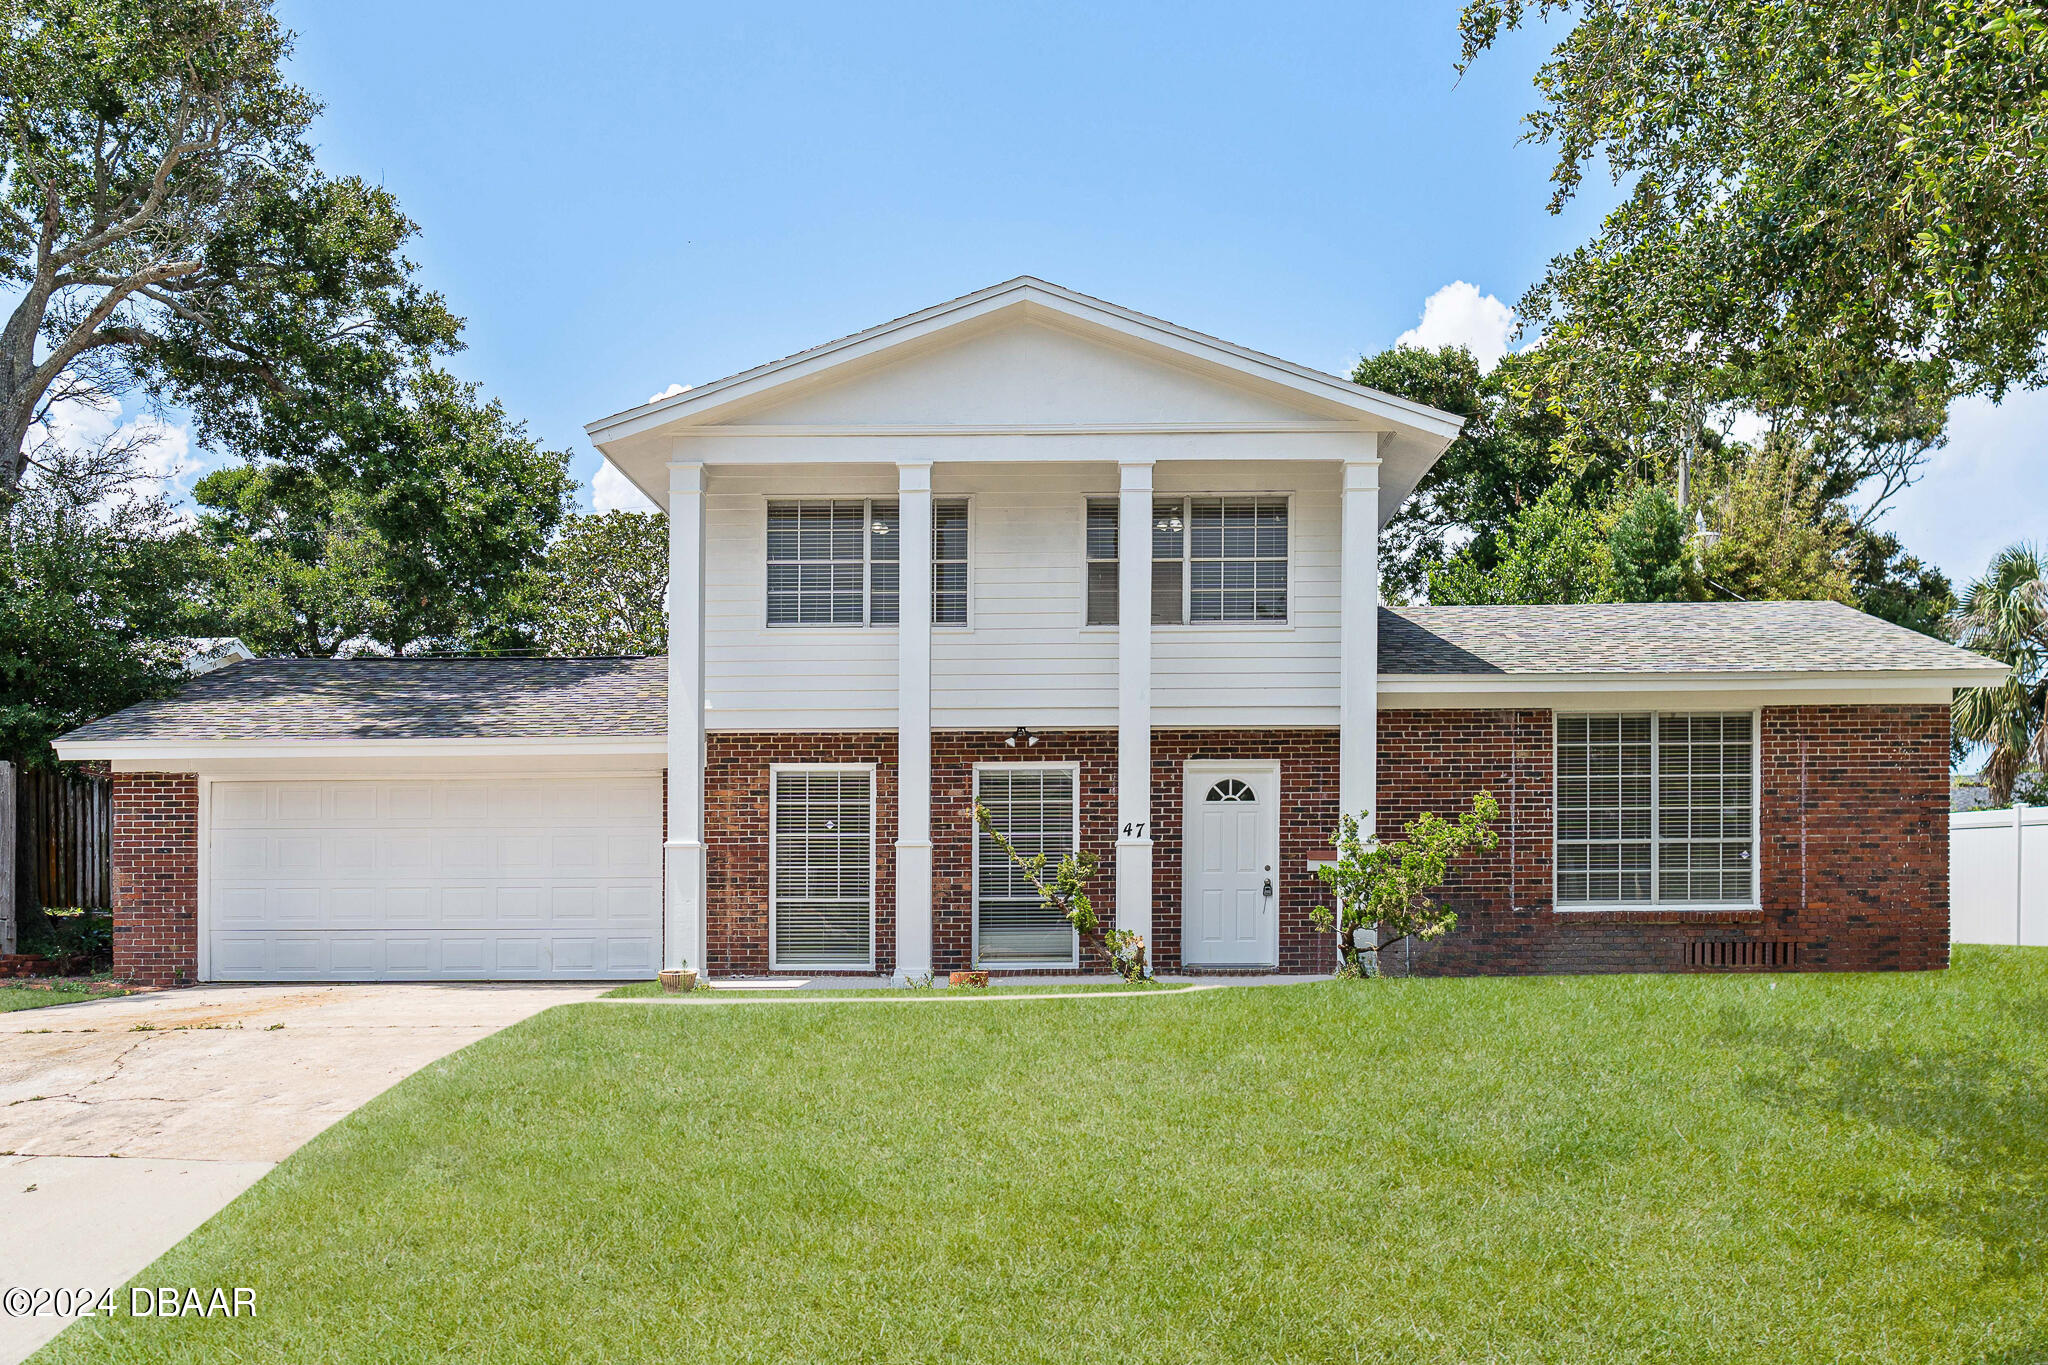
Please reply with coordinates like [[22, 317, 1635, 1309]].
[[1182, 762, 1279, 968]]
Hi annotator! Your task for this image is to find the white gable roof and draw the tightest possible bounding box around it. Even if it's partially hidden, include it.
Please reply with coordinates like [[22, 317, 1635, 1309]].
[[586, 277, 1465, 518]]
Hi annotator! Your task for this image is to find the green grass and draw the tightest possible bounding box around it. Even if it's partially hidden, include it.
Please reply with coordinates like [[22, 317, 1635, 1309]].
[[601, 978, 1187, 999], [0, 978, 129, 1012], [40, 948, 2048, 1363]]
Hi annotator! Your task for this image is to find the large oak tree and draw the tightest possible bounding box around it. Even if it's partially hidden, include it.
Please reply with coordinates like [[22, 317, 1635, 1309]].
[[1457, 1, 2048, 485], [0, 0, 458, 498]]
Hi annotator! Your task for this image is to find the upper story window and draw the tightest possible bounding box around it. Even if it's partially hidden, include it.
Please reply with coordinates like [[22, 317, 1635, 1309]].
[[767, 498, 968, 627], [1085, 495, 1288, 626], [1555, 712, 1756, 908]]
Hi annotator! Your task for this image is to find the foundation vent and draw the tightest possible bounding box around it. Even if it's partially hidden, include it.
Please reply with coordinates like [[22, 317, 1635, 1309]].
[[1685, 939, 1798, 970]]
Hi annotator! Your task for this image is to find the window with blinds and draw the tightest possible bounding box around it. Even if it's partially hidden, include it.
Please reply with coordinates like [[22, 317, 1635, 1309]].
[[974, 766, 1080, 966], [933, 499, 969, 625], [766, 498, 968, 627], [1188, 496, 1287, 621], [1084, 496, 1284, 625], [770, 768, 874, 968], [1656, 713, 1756, 902], [1555, 713, 1755, 907]]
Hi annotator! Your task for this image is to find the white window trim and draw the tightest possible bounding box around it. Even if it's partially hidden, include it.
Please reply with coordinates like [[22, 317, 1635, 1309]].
[[1552, 709, 1763, 913], [768, 762, 878, 971], [930, 493, 976, 631], [1075, 492, 1294, 631], [970, 759, 1083, 970], [759, 495, 973, 631]]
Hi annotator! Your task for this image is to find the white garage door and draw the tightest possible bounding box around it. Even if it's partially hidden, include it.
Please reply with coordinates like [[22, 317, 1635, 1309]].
[[207, 777, 662, 981]]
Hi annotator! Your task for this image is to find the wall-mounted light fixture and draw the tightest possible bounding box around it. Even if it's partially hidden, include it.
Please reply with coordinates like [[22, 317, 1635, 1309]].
[[1004, 726, 1040, 749]]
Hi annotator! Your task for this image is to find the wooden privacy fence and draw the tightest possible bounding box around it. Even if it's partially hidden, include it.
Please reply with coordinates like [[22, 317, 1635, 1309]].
[[1950, 806, 2048, 946], [4, 764, 113, 916]]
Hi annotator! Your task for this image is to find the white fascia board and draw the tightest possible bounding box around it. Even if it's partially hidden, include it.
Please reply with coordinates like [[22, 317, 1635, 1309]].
[[1377, 667, 2001, 708], [55, 736, 666, 764], [584, 278, 1467, 447]]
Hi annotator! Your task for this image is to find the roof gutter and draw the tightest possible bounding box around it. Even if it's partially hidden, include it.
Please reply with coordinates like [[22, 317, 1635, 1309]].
[[53, 736, 667, 763]]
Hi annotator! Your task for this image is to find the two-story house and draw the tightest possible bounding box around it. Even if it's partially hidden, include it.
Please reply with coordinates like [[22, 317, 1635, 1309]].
[[58, 278, 2005, 985]]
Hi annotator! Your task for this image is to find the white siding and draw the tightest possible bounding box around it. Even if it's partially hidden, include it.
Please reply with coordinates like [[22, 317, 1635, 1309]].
[[703, 462, 1343, 730]]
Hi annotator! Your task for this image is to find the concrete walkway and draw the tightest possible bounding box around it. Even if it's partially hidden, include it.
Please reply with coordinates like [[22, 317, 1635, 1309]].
[[0, 982, 604, 1364]]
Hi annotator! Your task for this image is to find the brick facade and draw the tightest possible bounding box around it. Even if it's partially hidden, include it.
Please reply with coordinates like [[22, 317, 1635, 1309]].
[[110, 772, 199, 986], [1385, 704, 1951, 975], [704, 732, 898, 976], [104, 703, 1951, 983]]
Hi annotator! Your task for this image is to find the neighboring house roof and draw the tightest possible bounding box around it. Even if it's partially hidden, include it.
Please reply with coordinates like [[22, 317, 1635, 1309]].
[[1379, 601, 2004, 678], [56, 602, 2000, 751], [1952, 778, 1998, 813], [59, 656, 668, 744]]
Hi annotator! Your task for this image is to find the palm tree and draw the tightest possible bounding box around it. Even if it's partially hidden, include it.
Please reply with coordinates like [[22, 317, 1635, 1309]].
[[1952, 544, 2048, 806]]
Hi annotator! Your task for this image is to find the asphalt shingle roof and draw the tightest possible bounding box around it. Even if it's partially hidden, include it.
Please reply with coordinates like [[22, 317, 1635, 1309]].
[[60, 602, 2001, 745], [1379, 600, 2003, 676], [60, 656, 668, 743]]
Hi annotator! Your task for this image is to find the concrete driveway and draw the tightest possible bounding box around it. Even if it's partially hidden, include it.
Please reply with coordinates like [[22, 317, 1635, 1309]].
[[0, 982, 606, 1364]]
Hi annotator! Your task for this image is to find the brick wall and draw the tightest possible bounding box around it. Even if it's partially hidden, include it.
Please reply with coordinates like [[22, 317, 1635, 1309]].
[[1759, 705, 1951, 971], [101, 704, 1950, 983], [1385, 704, 1951, 975], [1150, 730, 1341, 974], [704, 732, 898, 976], [110, 772, 199, 986]]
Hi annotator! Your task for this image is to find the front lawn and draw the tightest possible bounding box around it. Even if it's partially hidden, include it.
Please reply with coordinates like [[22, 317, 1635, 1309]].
[[0, 976, 130, 1012], [602, 978, 1187, 998], [42, 948, 2048, 1363]]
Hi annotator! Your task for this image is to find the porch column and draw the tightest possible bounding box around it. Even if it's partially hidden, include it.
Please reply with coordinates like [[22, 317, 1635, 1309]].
[[1116, 460, 1155, 968], [1338, 442, 1381, 968], [894, 460, 935, 982], [665, 459, 708, 977]]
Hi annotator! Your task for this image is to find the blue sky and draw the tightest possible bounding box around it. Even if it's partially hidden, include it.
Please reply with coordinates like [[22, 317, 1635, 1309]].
[[161, 0, 2037, 588]]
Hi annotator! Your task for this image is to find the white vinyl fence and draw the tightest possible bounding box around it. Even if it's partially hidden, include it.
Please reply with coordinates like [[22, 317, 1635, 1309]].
[[1951, 806, 2048, 946]]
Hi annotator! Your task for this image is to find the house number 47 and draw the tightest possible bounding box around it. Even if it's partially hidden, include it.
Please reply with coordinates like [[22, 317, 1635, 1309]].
[[1121, 822, 1148, 839]]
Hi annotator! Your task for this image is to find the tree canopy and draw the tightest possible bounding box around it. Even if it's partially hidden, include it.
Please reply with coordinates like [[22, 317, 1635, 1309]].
[[1456, 1, 2048, 470], [190, 369, 574, 657], [533, 511, 668, 657], [0, 0, 458, 499]]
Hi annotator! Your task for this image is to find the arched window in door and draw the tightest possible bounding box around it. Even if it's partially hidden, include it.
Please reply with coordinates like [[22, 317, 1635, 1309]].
[[1205, 778, 1256, 803]]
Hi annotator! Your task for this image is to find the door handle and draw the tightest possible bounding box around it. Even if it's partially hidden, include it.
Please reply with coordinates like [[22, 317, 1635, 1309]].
[[1263, 878, 1274, 898]]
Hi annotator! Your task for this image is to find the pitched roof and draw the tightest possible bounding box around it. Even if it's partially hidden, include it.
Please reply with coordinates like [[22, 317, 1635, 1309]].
[[56, 602, 2000, 747], [59, 656, 667, 743], [584, 275, 1465, 440], [1380, 600, 2004, 676]]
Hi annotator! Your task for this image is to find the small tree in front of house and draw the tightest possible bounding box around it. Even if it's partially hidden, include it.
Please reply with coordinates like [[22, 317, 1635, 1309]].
[[1311, 792, 1501, 976], [971, 802, 1149, 982]]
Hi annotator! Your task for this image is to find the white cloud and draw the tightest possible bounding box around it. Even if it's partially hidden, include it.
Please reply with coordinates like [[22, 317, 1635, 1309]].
[[23, 393, 203, 517], [647, 382, 692, 404], [1395, 281, 1516, 371], [592, 459, 659, 513], [126, 415, 202, 501]]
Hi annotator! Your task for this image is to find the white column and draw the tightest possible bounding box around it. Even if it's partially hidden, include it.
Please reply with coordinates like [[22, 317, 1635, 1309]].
[[1116, 461, 1155, 970], [894, 461, 935, 982], [665, 459, 708, 977], [1338, 442, 1381, 968]]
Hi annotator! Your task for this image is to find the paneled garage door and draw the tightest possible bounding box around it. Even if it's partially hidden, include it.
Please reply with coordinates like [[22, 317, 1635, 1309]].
[[206, 777, 662, 981]]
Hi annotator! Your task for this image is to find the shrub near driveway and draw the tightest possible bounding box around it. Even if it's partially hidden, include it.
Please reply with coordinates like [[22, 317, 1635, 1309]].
[[42, 948, 2048, 1364]]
